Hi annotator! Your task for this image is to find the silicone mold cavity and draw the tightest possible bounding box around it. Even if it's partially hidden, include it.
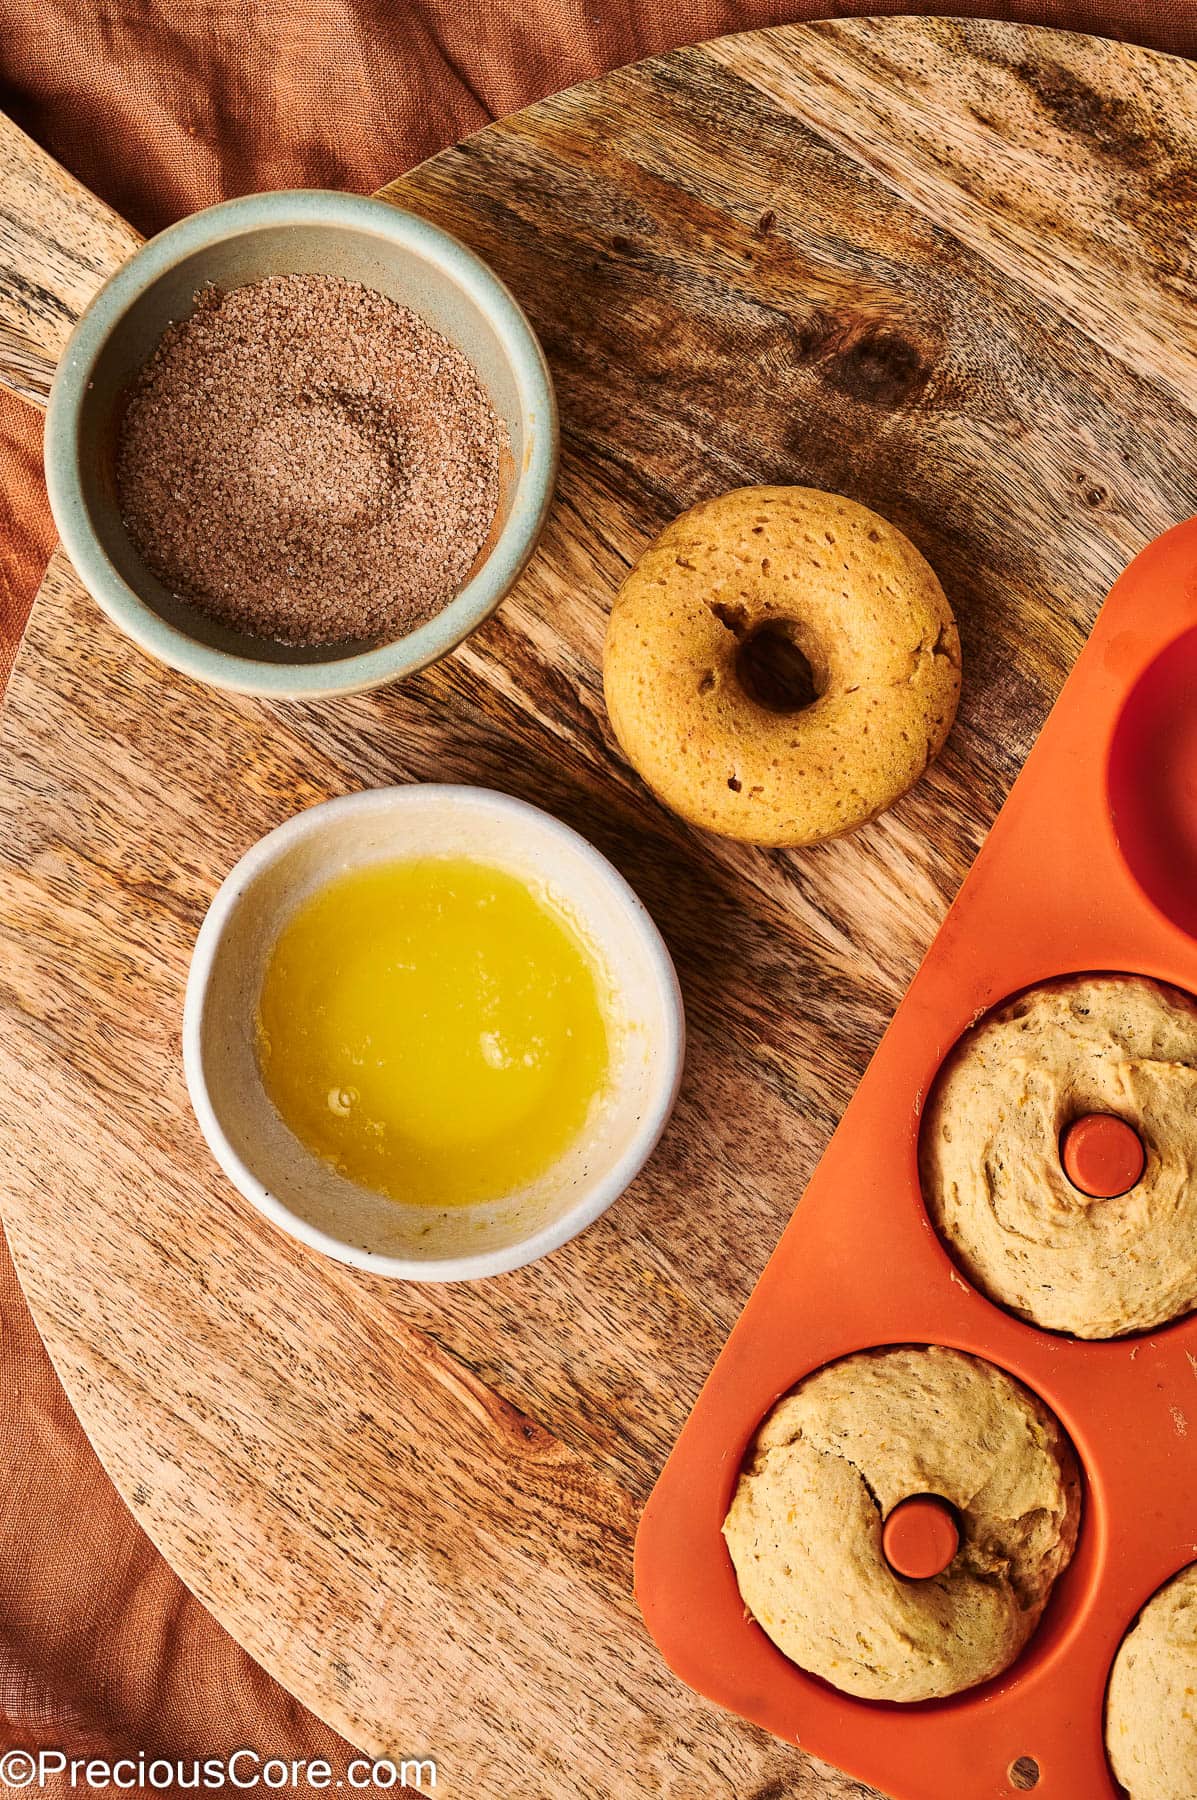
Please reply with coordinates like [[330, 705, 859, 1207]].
[[1102, 1558, 1197, 1796], [1109, 626, 1197, 941], [916, 970, 1197, 1343], [724, 1342, 1090, 1712]]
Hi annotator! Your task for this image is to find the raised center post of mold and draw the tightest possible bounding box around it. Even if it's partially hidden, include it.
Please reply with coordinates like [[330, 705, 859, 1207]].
[[1060, 1113, 1145, 1200], [882, 1495, 960, 1581]]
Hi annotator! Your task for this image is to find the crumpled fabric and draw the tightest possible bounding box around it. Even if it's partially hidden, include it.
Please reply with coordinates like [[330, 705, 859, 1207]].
[[0, 1, 1193, 1789]]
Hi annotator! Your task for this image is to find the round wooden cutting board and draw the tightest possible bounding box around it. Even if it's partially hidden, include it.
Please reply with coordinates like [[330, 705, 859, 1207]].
[[3, 17, 1197, 1799]]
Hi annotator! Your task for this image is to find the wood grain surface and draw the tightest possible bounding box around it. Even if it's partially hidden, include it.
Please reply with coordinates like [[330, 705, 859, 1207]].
[[0, 111, 141, 400], [2, 18, 1197, 1798]]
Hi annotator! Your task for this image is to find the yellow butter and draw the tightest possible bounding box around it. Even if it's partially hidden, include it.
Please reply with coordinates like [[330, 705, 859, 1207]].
[[256, 856, 610, 1207]]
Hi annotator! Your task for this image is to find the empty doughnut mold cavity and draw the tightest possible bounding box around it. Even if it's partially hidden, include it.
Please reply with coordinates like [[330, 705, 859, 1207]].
[[1109, 627, 1197, 941], [636, 519, 1197, 1798]]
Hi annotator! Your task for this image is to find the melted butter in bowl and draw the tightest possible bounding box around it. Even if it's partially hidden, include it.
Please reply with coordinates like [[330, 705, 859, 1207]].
[[183, 786, 683, 1282], [255, 856, 613, 1209]]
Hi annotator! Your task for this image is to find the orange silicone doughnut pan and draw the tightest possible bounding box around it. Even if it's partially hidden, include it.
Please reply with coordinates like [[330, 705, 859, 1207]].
[[634, 517, 1197, 1799]]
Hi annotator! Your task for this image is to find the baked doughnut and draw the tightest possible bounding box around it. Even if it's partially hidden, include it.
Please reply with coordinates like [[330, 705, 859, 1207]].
[[1107, 1565, 1197, 1800], [602, 486, 960, 846], [920, 975, 1197, 1339], [722, 1345, 1080, 1702]]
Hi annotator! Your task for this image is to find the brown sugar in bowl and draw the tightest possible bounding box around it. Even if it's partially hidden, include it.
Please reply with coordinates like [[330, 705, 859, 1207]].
[[113, 274, 507, 651], [44, 190, 557, 699]]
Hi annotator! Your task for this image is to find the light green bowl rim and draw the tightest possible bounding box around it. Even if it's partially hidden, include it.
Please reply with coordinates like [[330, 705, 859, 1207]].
[[44, 189, 558, 698]]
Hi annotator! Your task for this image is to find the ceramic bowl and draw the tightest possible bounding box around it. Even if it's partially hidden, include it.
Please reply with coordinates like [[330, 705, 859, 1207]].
[[44, 190, 557, 698], [182, 785, 685, 1281]]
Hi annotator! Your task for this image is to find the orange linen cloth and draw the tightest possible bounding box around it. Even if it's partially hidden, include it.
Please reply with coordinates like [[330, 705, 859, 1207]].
[[0, 1, 1193, 1787]]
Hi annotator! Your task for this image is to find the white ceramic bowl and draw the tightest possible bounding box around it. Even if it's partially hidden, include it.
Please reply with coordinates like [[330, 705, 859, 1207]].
[[183, 786, 684, 1280]]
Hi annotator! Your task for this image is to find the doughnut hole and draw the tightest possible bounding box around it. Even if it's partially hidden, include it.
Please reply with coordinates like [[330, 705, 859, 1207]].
[[735, 619, 825, 714]]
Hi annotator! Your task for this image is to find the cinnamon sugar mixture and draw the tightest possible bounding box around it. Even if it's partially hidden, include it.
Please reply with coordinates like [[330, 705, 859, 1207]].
[[115, 274, 504, 646]]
